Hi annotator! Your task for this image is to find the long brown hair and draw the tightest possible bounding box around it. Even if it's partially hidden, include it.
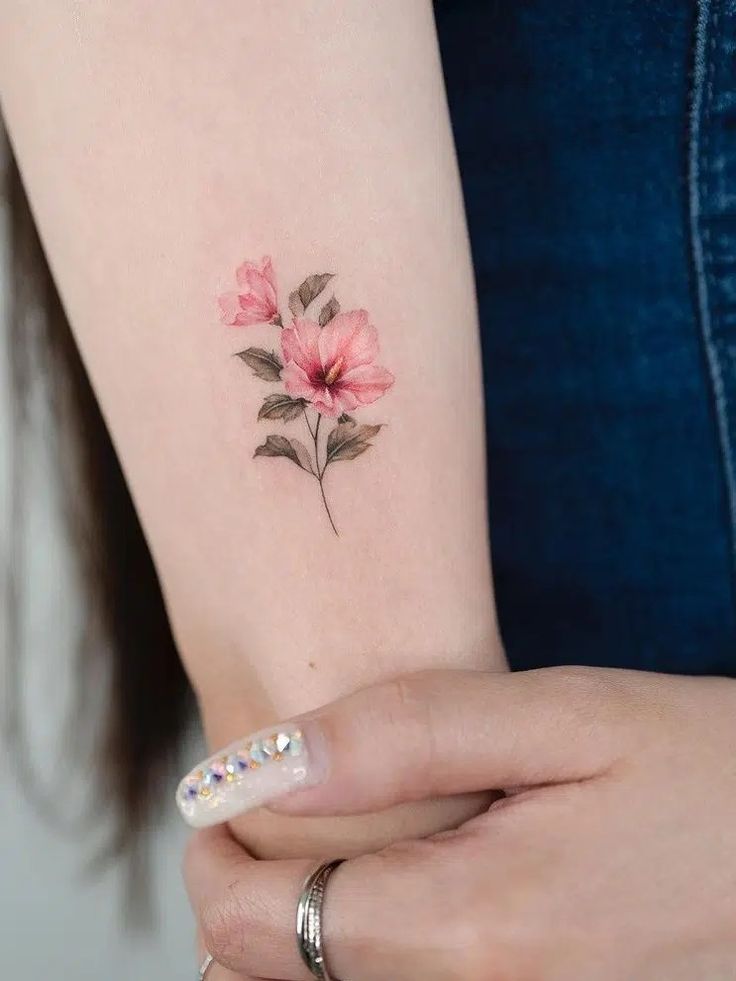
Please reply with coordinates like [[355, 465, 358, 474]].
[[4, 135, 191, 854]]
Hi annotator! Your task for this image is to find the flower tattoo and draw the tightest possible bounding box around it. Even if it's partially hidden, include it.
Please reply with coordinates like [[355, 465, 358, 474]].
[[219, 257, 394, 534], [219, 256, 280, 327]]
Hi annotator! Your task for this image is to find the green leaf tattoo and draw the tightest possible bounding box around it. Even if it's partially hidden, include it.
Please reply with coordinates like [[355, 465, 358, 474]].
[[235, 347, 283, 381]]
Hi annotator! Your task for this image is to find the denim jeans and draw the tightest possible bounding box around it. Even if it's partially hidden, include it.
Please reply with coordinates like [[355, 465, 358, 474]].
[[436, 0, 736, 674]]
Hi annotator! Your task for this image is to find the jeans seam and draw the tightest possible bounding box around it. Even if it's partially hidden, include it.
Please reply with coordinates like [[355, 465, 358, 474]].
[[687, 0, 736, 587]]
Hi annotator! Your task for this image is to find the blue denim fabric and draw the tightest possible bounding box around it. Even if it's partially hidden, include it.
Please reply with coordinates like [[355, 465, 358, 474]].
[[436, 0, 736, 674]]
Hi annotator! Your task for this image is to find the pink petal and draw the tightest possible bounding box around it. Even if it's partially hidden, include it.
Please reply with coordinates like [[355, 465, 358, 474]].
[[281, 319, 322, 374], [338, 364, 395, 406], [261, 256, 277, 293], [318, 310, 377, 373], [242, 268, 273, 306], [235, 260, 259, 290], [239, 292, 274, 322], [230, 258, 277, 320], [219, 292, 252, 326], [312, 388, 339, 417], [282, 362, 319, 401], [331, 387, 361, 414], [233, 257, 277, 313]]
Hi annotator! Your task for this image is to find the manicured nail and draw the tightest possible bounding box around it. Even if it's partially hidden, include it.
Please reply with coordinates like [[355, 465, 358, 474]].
[[176, 724, 321, 828]]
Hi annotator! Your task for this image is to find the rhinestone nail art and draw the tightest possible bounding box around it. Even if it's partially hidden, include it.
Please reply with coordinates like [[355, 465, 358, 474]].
[[176, 727, 309, 828]]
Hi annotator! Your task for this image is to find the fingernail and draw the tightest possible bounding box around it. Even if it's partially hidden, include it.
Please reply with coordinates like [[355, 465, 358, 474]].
[[176, 724, 323, 828]]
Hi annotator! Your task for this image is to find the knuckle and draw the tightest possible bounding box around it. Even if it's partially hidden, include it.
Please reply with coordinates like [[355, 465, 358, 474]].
[[379, 672, 428, 714], [199, 890, 250, 970], [378, 674, 438, 781], [372, 674, 431, 742]]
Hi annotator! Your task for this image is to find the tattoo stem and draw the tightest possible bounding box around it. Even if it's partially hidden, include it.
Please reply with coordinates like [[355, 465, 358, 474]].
[[309, 411, 338, 535], [302, 405, 316, 440], [318, 475, 339, 536]]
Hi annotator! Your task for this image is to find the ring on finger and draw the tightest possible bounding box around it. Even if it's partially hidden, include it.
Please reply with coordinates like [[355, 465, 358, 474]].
[[296, 859, 345, 980]]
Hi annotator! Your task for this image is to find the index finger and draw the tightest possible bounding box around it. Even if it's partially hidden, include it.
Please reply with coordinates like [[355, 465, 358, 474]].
[[185, 825, 325, 980]]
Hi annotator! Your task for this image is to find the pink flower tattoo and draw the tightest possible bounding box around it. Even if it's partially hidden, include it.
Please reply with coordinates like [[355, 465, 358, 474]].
[[218, 258, 394, 534], [219, 256, 281, 327], [281, 311, 394, 417]]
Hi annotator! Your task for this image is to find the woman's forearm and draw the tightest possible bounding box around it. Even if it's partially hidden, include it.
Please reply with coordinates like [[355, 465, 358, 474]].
[[1, 0, 505, 855]]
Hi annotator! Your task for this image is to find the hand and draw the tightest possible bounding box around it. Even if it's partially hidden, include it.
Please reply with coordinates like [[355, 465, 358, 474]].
[[184, 667, 736, 979]]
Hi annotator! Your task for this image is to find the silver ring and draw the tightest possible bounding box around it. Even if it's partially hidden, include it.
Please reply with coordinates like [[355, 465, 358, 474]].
[[198, 952, 215, 979], [296, 859, 345, 980]]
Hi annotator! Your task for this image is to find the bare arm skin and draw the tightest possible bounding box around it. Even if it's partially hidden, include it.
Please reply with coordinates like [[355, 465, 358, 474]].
[[1, 0, 505, 857]]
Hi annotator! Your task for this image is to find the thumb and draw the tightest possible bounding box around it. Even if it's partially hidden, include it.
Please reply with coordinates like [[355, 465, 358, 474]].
[[273, 666, 641, 817], [176, 666, 647, 828]]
